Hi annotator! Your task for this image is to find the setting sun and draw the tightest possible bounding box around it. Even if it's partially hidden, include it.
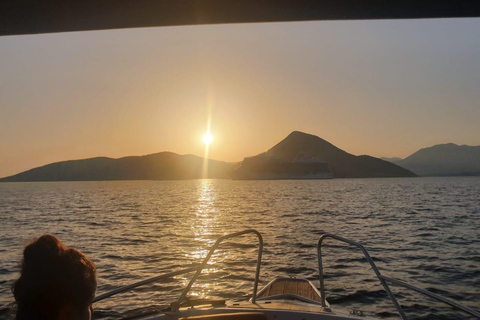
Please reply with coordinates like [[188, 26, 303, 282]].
[[202, 133, 213, 146]]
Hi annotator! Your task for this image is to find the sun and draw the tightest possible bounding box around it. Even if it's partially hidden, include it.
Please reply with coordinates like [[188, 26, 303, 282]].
[[202, 133, 213, 146]]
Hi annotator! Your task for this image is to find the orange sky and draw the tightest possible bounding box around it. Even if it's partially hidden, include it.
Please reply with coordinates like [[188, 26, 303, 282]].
[[1, 19, 480, 178]]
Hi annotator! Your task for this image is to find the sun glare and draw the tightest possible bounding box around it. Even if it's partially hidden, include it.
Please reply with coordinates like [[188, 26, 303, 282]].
[[203, 133, 213, 146]]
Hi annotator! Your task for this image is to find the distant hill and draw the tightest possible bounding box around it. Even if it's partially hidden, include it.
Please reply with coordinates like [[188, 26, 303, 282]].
[[243, 131, 416, 178], [0, 152, 234, 182], [396, 143, 480, 176], [0, 131, 419, 182], [381, 157, 402, 163]]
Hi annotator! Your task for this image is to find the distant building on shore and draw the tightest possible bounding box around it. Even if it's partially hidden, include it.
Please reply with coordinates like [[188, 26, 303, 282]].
[[231, 154, 333, 180]]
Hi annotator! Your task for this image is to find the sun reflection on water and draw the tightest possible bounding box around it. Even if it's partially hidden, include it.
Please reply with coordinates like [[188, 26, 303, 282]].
[[172, 180, 260, 302], [182, 179, 222, 299]]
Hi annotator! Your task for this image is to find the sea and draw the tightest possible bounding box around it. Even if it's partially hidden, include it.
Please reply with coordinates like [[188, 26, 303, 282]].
[[0, 177, 479, 320]]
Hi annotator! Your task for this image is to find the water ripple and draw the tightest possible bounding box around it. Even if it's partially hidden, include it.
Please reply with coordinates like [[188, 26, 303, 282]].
[[0, 177, 479, 319]]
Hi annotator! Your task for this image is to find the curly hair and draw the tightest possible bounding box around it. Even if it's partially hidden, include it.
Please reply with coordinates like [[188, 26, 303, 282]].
[[12, 235, 96, 320]]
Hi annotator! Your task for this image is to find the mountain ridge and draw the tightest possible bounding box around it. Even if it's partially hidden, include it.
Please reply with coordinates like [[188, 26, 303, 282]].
[[395, 143, 480, 176], [240, 131, 416, 178], [1, 131, 418, 181], [381, 157, 402, 163], [0, 151, 234, 182]]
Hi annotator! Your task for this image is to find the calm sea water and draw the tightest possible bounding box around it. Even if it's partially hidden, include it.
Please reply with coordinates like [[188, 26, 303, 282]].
[[1, 178, 479, 319]]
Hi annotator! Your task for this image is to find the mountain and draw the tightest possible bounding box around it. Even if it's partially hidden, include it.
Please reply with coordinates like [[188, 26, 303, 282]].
[[0, 152, 234, 182], [381, 157, 402, 163], [0, 131, 418, 182], [241, 131, 416, 178], [395, 143, 480, 176]]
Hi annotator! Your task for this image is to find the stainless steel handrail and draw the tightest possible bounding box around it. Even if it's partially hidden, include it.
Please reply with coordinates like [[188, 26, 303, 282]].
[[380, 275, 480, 318], [93, 266, 202, 303], [317, 233, 407, 319], [172, 229, 263, 311], [93, 229, 263, 307], [317, 233, 480, 319]]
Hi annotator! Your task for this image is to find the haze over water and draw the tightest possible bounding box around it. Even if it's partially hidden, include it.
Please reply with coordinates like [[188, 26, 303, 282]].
[[1, 177, 479, 319]]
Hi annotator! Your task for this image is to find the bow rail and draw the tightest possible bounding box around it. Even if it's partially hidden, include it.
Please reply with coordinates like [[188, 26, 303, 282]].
[[92, 229, 263, 310], [317, 233, 480, 319], [93, 266, 201, 303], [92, 230, 479, 319], [172, 229, 263, 311]]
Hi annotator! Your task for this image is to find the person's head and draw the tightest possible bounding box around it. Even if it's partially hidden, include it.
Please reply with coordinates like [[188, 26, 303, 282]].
[[12, 235, 97, 320]]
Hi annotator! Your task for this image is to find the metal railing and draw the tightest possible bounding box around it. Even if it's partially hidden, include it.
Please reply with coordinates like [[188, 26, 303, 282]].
[[93, 266, 201, 303], [317, 233, 480, 320], [171, 229, 263, 311], [92, 229, 263, 311]]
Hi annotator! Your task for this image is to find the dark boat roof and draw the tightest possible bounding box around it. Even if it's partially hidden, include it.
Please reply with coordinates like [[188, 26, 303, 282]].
[[1, 0, 480, 36]]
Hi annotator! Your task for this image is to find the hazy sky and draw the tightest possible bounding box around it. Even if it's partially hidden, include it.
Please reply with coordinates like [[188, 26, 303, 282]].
[[1, 18, 479, 177]]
